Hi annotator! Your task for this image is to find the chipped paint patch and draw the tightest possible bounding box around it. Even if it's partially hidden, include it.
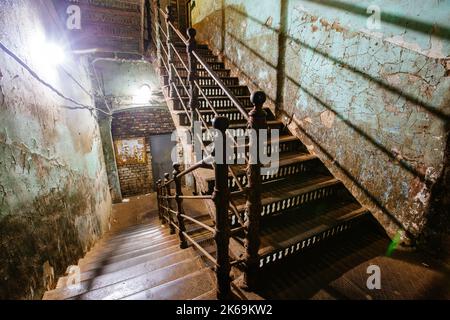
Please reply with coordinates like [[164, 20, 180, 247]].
[[320, 110, 335, 129]]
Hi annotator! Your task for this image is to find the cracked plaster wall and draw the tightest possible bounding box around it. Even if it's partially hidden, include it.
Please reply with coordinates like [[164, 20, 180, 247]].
[[0, 0, 112, 299], [191, 0, 450, 248]]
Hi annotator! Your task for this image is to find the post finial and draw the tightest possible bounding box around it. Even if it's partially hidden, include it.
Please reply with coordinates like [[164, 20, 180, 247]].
[[250, 91, 266, 108], [164, 172, 170, 180], [173, 163, 181, 175], [187, 28, 197, 39], [212, 116, 230, 132]]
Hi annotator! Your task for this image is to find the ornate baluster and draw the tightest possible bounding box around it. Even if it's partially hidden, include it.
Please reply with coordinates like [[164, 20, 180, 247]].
[[159, 178, 167, 225], [173, 164, 189, 249], [166, 5, 176, 98], [156, 179, 163, 224], [164, 173, 176, 234], [154, 0, 163, 70], [242, 92, 267, 290], [212, 116, 231, 299], [186, 28, 199, 136]]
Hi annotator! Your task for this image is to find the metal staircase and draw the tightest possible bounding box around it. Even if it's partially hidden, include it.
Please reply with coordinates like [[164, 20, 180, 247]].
[[151, 2, 378, 299]]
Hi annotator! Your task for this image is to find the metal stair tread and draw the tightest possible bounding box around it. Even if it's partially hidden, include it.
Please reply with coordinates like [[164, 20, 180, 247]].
[[257, 202, 368, 257], [199, 151, 318, 182], [233, 174, 340, 210]]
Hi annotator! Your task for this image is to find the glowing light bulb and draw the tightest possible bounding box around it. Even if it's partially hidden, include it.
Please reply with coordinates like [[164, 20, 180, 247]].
[[30, 31, 65, 82], [45, 43, 65, 66], [134, 84, 153, 104]]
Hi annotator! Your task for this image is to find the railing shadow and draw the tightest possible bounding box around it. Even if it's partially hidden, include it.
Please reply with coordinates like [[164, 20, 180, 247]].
[[226, 5, 449, 123], [304, 0, 450, 41], [219, 17, 435, 186], [283, 111, 417, 241]]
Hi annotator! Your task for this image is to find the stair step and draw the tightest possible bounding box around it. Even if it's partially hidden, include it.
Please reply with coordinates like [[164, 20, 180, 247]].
[[172, 76, 240, 87], [174, 42, 210, 50], [98, 225, 169, 244], [76, 248, 199, 284], [174, 53, 218, 63], [193, 289, 217, 300], [232, 201, 368, 268], [232, 120, 283, 130], [121, 268, 215, 300], [233, 174, 341, 214], [176, 67, 231, 78], [196, 151, 319, 194], [43, 248, 200, 300], [173, 84, 250, 97], [84, 232, 177, 258], [68, 257, 205, 300], [82, 237, 181, 265], [79, 242, 182, 274], [174, 107, 274, 126], [173, 95, 253, 110]]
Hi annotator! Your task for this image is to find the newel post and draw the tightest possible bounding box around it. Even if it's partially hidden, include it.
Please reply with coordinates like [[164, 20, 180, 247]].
[[242, 92, 267, 290], [164, 173, 176, 234], [166, 5, 176, 98], [212, 116, 231, 300], [186, 28, 199, 136], [173, 164, 189, 249]]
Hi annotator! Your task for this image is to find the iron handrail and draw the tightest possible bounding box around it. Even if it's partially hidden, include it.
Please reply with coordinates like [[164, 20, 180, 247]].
[[159, 10, 249, 122], [180, 214, 215, 233]]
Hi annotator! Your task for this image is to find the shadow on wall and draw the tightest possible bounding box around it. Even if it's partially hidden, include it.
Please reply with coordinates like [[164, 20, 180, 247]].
[[193, 1, 450, 249], [303, 0, 450, 41]]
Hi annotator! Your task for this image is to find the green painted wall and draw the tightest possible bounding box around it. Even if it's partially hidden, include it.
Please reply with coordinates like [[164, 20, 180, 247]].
[[0, 0, 112, 299], [191, 0, 450, 245]]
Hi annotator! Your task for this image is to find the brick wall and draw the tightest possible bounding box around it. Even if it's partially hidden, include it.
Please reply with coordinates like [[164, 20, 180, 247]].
[[111, 107, 176, 197]]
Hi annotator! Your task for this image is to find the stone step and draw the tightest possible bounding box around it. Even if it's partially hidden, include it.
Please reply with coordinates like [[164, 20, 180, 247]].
[[68, 257, 205, 300], [84, 231, 177, 258], [193, 289, 217, 300], [77, 248, 198, 283], [79, 242, 182, 274], [43, 248, 200, 300], [82, 237, 181, 265], [121, 268, 215, 300]]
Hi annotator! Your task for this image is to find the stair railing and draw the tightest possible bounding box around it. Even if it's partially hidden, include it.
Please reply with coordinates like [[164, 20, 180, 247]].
[[158, 5, 248, 229], [156, 118, 232, 299], [152, 2, 267, 292]]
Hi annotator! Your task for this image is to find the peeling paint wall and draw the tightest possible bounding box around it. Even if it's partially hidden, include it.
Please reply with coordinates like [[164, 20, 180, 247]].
[[0, 0, 112, 299], [191, 0, 450, 246]]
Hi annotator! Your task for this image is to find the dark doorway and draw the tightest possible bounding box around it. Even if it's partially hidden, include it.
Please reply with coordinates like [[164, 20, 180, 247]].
[[150, 134, 177, 188]]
